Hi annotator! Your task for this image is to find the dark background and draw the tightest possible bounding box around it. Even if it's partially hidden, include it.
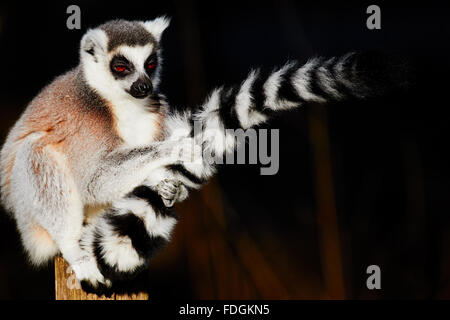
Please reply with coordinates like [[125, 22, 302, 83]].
[[0, 0, 449, 299]]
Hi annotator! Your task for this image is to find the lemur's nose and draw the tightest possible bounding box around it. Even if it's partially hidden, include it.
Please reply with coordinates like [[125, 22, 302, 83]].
[[130, 77, 153, 98], [137, 82, 150, 94]]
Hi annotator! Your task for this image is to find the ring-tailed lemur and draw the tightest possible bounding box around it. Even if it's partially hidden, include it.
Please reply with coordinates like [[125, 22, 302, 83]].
[[0, 17, 196, 288], [0, 17, 408, 294]]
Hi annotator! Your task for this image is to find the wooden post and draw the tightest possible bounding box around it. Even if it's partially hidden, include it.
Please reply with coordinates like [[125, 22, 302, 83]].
[[54, 256, 149, 300]]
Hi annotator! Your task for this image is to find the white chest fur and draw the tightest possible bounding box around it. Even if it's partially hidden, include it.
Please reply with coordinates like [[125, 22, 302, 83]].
[[112, 100, 160, 147]]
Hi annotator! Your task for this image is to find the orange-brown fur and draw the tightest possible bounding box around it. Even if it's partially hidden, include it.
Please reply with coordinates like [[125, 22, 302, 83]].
[[2, 67, 164, 213]]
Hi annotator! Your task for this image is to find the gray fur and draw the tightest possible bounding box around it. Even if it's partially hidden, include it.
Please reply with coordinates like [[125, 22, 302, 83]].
[[100, 20, 157, 52]]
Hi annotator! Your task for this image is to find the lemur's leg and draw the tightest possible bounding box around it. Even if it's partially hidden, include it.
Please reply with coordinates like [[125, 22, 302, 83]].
[[86, 138, 197, 204], [13, 213, 59, 266], [10, 133, 105, 285]]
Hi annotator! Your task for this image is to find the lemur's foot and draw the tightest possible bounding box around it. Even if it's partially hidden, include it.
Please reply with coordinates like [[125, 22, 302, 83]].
[[81, 268, 149, 297], [71, 256, 111, 289], [155, 179, 188, 207], [81, 279, 114, 297]]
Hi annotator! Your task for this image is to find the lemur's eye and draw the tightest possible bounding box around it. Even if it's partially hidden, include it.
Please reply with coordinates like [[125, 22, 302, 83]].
[[145, 53, 157, 72], [115, 66, 126, 72], [110, 55, 132, 76]]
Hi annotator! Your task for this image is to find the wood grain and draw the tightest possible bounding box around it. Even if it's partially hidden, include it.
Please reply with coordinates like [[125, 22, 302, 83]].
[[54, 256, 149, 300]]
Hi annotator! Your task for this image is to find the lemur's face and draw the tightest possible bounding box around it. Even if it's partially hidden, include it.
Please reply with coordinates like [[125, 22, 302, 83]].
[[80, 17, 169, 103], [109, 44, 158, 99]]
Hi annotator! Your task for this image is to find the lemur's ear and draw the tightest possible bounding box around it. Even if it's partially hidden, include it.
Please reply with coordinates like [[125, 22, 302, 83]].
[[80, 28, 108, 61], [141, 16, 171, 42]]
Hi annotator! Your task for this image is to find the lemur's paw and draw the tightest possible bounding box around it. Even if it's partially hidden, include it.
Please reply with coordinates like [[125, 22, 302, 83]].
[[71, 256, 108, 288], [177, 183, 189, 202], [81, 279, 114, 297], [92, 267, 151, 296], [155, 179, 188, 207]]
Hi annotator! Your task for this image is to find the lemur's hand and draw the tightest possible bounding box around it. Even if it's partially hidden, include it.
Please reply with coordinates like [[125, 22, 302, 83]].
[[145, 136, 201, 207], [155, 179, 188, 207]]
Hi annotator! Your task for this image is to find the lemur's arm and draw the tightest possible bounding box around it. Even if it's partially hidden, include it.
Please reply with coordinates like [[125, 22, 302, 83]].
[[85, 138, 197, 204]]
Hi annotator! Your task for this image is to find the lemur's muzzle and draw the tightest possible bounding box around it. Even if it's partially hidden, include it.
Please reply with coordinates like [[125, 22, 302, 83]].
[[129, 77, 153, 99]]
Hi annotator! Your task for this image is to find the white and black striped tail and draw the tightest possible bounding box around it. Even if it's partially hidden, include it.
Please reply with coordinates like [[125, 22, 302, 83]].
[[197, 51, 409, 132], [80, 186, 177, 295], [167, 51, 411, 185]]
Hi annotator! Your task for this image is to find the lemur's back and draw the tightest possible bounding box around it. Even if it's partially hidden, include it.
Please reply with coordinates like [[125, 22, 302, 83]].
[[0, 68, 121, 210]]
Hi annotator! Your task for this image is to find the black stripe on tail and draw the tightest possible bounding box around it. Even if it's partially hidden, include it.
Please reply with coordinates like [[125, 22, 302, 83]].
[[219, 86, 241, 129], [130, 185, 177, 219]]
